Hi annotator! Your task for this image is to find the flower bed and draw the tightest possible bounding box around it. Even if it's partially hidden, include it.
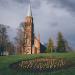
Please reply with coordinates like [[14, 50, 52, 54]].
[[10, 57, 72, 72]]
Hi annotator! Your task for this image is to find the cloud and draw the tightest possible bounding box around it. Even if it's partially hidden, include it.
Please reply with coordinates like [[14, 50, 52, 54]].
[[0, 0, 75, 49], [14, 0, 41, 9], [46, 0, 75, 15], [14, 0, 29, 4]]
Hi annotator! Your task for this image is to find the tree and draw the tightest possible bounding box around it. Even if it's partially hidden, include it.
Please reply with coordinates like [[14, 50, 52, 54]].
[[46, 38, 54, 53], [0, 24, 15, 55], [0, 24, 9, 55], [6, 41, 15, 55], [63, 40, 72, 52], [15, 22, 24, 54], [56, 32, 67, 52]]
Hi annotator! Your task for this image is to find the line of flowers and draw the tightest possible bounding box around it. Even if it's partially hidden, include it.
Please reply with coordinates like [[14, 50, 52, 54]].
[[10, 57, 72, 72]]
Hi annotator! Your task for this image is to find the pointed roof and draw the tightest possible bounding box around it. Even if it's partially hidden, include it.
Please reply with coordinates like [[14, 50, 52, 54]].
[[38, 32, 40, 41], [27, 1, 32, 16]]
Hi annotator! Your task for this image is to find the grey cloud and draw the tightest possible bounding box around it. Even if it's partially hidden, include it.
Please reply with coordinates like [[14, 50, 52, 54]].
[[14, 0, 41, 9], [46, 0, 75, 14], [0, 0, 28, 10], [0, 0, 9, 8], [14, 0, 29, 4], [50, 22, 58, 27], [1, 0, 75, 12], [58, 0, 75, 12], [31, 0, 41, 9]]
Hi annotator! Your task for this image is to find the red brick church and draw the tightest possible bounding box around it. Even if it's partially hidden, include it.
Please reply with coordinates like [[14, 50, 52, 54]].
[[21, 4, 41, 54]]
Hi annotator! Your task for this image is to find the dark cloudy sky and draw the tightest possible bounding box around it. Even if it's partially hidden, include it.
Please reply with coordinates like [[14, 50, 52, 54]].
[[0, 0, 75, 49]]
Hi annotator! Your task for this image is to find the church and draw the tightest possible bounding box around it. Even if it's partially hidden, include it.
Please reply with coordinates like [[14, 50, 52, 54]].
[[21, 4, 41, 54]]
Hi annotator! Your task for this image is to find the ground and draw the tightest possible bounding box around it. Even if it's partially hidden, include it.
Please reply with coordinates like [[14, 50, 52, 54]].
[[0, 53, 75, 75]]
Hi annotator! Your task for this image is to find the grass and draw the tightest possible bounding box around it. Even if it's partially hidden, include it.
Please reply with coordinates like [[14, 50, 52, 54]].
[[0, 52, 75, 75]]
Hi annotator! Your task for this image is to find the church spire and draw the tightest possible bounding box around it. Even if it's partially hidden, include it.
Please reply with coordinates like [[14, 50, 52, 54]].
[[27, 0, 32, 16]]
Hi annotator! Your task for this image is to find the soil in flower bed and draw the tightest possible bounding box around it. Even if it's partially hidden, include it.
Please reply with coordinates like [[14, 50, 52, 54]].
[[10, 57, 74, 72]]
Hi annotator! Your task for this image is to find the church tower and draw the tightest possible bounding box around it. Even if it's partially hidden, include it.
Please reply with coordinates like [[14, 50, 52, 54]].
[[23, 3, 34, 54]]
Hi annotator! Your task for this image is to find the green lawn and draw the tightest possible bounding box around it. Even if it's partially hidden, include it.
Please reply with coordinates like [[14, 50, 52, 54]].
[[0, 53, 75, 75]]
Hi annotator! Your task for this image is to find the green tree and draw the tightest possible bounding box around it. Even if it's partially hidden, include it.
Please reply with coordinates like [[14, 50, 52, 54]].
[[0, 24, 15, 55], [0, 24, 9, 55], [46, 38, 54, 53], [57, 32, 66, 52]]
